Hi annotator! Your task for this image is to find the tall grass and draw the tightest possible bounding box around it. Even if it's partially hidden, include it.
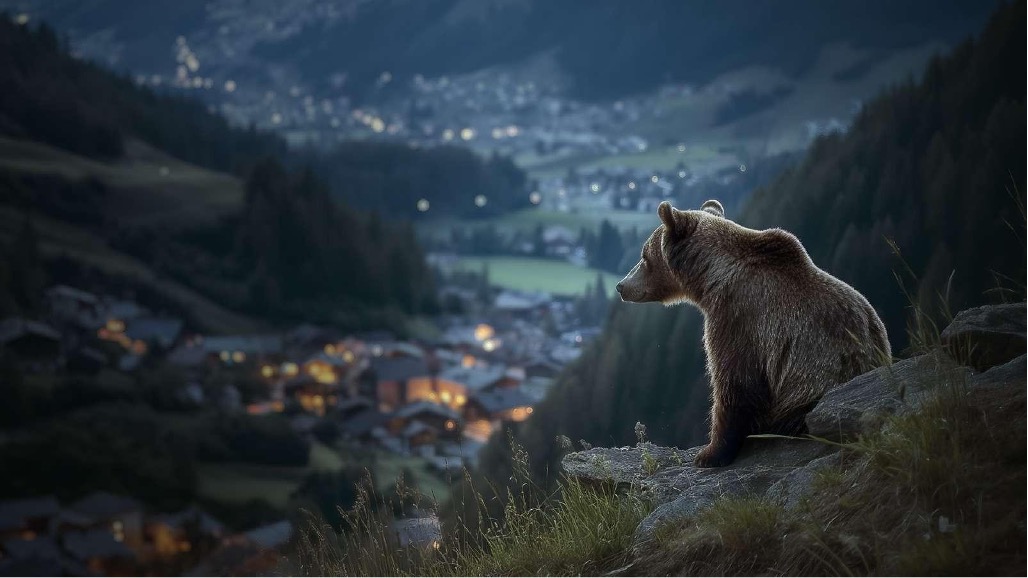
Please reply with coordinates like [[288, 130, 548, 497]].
[[296, 437, 651, 576]]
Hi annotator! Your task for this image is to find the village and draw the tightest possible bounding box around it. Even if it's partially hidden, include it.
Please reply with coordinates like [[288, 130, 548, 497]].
[[0, 279, 598, 575]]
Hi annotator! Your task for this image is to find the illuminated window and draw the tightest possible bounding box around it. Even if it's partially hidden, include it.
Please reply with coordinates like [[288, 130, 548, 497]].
[[474, 324, 494, 341]]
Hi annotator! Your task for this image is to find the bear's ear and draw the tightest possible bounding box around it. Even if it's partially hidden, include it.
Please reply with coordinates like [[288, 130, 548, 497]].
[[701, 199, 725, 218], [658, 201, 678, 231]]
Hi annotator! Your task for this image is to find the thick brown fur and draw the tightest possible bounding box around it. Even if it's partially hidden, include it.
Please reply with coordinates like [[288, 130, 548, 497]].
[[617, 200, 890, 467]]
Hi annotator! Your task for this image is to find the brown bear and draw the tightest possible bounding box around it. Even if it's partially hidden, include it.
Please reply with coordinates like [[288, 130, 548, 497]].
[[616, 199, 890, 467]]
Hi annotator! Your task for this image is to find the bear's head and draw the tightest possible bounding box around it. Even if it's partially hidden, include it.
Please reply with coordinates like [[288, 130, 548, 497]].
[[616, 199, 726, 305]]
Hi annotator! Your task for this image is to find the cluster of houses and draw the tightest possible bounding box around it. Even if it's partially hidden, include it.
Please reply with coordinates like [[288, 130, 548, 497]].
[[0, 282, 599, 575], [0, 492, 291, 576]]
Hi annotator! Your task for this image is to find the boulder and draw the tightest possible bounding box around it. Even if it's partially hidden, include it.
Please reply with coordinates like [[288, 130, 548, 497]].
[[941, 302, 1026, 371], [561, 437, 836, 545], [560, 304, 1026, 561], [805, 352, 971, 440]]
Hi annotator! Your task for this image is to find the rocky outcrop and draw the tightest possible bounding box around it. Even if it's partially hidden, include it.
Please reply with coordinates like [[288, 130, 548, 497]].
[[804, 352, 971, 440], [560, 303, 1026, 550], [941, 302, 1026, 371]]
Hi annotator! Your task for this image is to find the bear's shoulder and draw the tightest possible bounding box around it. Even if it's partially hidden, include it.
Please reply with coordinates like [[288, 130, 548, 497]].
[[743, 227, 811, 268]]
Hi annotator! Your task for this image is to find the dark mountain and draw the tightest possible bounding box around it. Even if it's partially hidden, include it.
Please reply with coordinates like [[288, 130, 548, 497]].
[[476, 1, 1025, 488], [4, 0, 998, 101], [0, 16, 286, 170]]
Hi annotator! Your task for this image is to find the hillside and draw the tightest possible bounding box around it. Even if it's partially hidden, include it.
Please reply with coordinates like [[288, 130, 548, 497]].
[[7, 0, 996, 101], [474, 0, 1026, 491], [0, 18, 438, 329]]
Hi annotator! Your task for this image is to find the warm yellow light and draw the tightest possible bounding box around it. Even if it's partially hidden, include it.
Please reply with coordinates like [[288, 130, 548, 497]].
[[445, 420, 456, 431], [106, 319, 125, 333], [454, 394, 467, 406], [283, 362, 299, 376], [231, 351, 245, 363], [219, 351, 231, 362], [440, 391, 452, 403], [526, 407, 534, 414], [460, 127, 475, 141], [461, 355, 476, 368], [324, 344, 337, 355], [261, 365, 275, 378], [474, 324, 494, 342], [342, 351, 355, 363]]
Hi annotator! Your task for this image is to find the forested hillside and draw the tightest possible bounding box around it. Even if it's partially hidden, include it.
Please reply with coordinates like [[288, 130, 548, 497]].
[[0, 18, 439, 327], [477, 1, 1026, 488], [0, 17, 285, 170], [305, 142, 528, 219]]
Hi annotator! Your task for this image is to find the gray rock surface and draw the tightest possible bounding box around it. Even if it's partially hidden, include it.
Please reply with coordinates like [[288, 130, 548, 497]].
[[941, 302, 1026, 371], [559, 304, 1025, 557], [805, 352, 971, 440], [765, 452, 844, 510]]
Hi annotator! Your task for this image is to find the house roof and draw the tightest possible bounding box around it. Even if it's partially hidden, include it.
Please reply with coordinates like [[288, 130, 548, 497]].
[[401, 420, 437, 439], [102, 300, 148, 321], [151, 507, 225, 536], [339, 408, 388, 438], [368, 357, 430, 382], [438, 365, 507, 392], [45, 285, 99, 305], [390, 516, 441, 548], [243, 520, 292, 549], [494, 290, 550, 311], [470, 388, 536, 415], [69, 492, 141, 520], [62, 529, 134, 561], [166, 343, 207, 366], [0, 318, 61, 345], [203, 335, 283, 355], [335, 396, 372, 414], [0, 496, 60, 523], [125, 317, 184, 347], [2, 536, 62, 560], [392, 401, 461, 422]]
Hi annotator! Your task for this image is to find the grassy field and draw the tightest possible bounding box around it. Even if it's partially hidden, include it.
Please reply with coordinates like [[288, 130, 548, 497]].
[[197, 443, 451, 510], [0, 136, 243, 227], [196, 442, 345, 508], [515, 141, 736, 180], [418, 207, 660, 244], [451, 256, 621, 297], [372, 452, 452, 505]]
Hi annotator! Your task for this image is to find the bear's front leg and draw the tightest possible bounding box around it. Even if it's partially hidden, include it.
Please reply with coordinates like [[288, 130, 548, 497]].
[[694, 399, 755, 468]]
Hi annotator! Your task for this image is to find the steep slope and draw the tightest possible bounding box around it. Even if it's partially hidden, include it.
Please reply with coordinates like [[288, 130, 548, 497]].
[[476, 1, 1026, 488]]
